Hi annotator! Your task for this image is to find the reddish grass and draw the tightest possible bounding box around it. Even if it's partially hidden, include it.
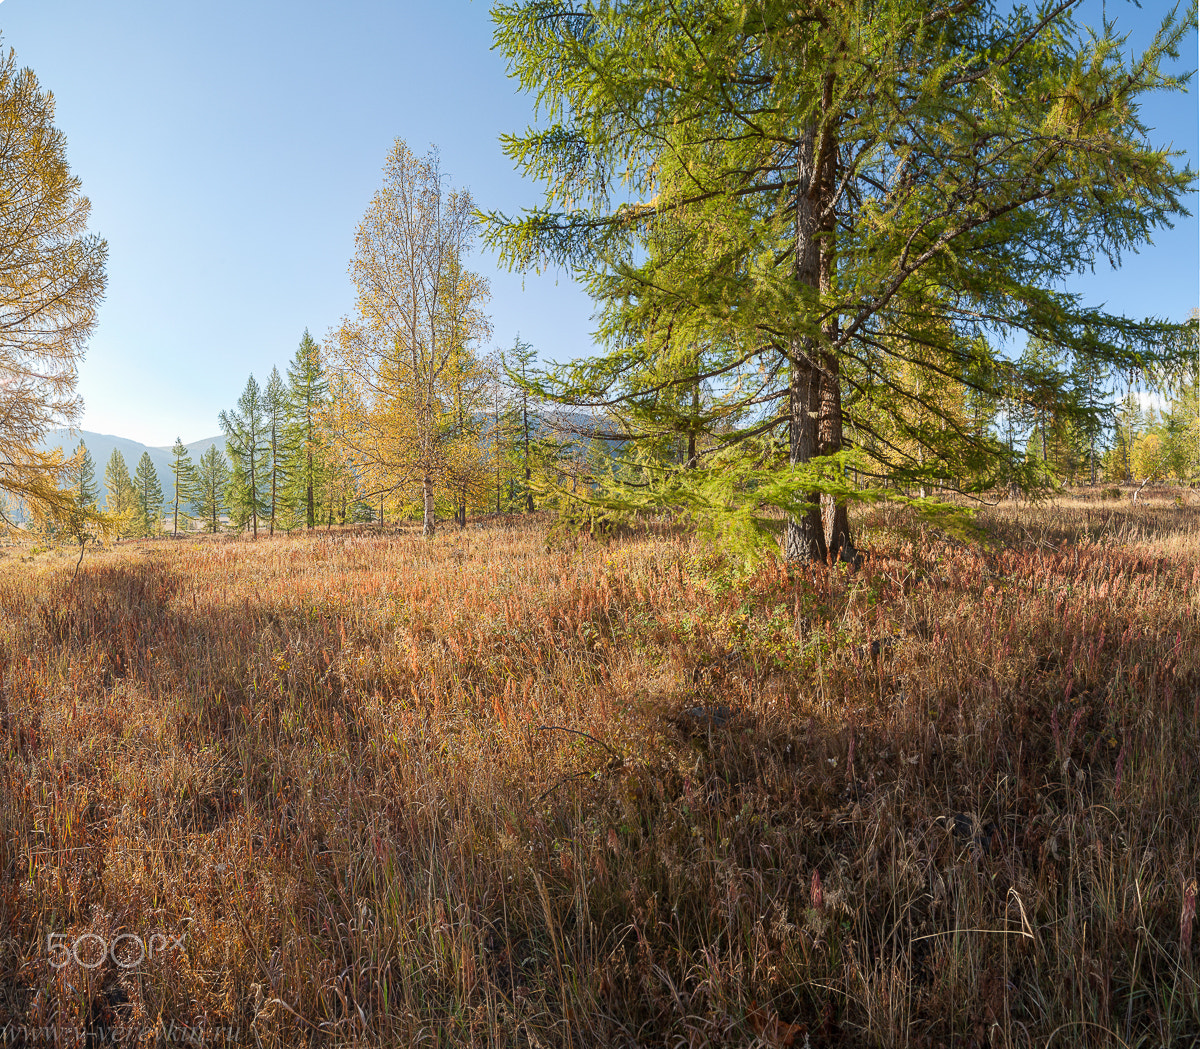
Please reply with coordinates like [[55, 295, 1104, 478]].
[[0, 496, 1196, 1047]]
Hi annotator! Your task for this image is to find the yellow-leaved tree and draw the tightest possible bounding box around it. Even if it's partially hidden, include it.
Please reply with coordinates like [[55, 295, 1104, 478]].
[[331, 140, 490, 536], [0, 39, 107, 525]]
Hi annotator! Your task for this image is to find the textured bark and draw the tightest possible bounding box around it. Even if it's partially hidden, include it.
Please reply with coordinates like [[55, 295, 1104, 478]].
[[784, 123, 827, 565], [815, 94, 856, 565], [819, 355, 855, 562]]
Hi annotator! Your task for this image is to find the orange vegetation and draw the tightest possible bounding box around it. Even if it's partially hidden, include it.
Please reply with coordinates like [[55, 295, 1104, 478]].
[[0, 495, 1196, 1047]]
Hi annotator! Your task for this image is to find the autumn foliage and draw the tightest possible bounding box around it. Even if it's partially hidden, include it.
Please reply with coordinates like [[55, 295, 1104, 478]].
[[0, 494, 1196, 1046]]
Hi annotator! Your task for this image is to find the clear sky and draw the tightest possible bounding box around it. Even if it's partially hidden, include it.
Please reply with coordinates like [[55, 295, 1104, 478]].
[[0, 0, 1196, 447]]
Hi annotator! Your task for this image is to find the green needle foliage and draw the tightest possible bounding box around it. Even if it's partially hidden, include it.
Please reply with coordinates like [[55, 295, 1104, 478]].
[[284, 330, 330, 531], [103, 448, 135, 530], [169, 437, 197, 536], [194, 444, 230, 534], [220, 374, 271, 538], [485, 0, 1197, 564], [67, 440, 98, 509], [132, 451, 163, 537]]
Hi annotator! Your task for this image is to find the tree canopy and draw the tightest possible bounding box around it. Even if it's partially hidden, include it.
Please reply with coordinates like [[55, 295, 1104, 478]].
[[0, 38, 107, 519], [484, 0, 1196, 561], [331, 139, 492, 536]]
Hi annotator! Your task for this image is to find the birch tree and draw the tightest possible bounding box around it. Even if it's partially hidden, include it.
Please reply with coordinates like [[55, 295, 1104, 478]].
[[332, 140, 491, 536]]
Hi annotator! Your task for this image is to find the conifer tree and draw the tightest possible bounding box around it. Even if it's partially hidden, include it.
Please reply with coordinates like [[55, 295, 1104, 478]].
[[168, 437, 197, 536], [0, 39, 108, 516], [486, 0, 1196, 562], [264, 366, 288, 536], [1109, 390, 1147, 483], [504, 336, 539, 513], [220, 374, 270, 537], [132, 452, 163, 536], [103, 449, 136, 534], [284, 330, 330, 530], [484, 354, 518, 513], [193, 444, 230, 533], [67, 440, 99, 508], [1070, 349, 1113, 486]]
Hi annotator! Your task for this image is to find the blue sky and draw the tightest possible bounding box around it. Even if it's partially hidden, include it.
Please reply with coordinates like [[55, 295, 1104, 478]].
[[0, 0, 1196, 446]]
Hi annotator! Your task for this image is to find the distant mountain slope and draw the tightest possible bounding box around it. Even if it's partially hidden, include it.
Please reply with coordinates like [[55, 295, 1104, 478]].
[[39, 430, 225, 509]]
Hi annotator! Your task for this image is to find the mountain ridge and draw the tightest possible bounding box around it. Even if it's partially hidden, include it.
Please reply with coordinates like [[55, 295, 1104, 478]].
[[38, 429, 226, 509]]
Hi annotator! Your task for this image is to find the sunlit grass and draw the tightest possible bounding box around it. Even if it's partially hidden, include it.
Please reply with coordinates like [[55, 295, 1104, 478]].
[[0, 496, 1196, 1046]]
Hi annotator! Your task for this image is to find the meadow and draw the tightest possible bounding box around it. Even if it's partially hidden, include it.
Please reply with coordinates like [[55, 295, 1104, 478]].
[[0, 494, 1196, 1048]]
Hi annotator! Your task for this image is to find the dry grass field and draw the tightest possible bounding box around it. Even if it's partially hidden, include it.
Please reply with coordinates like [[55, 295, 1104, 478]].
[[0, 494, 1196, 1047]]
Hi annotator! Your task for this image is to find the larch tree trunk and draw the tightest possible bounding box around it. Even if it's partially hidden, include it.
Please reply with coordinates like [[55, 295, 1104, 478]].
[[784, 123, 828, 566], [815, 103, 855, 564]]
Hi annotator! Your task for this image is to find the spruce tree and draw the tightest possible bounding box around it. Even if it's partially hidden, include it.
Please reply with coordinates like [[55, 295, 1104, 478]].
[[132, 452, 163, 536], [504, 336, 539, 513], [485, 0, 1196, 562]]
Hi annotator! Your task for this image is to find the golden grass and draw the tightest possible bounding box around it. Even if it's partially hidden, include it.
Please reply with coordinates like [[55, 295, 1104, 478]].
[[0, 497, 1196, 1047]]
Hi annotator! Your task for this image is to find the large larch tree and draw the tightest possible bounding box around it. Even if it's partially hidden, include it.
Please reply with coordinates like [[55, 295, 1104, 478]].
[[484, 0, 1195, 563]]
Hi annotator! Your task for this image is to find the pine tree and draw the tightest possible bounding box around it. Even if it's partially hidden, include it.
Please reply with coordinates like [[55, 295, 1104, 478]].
[[484, 354, 518, 513], [485, 0, 1195, 563], [193, 444, 230, 533], [1109, 391, 1146, 483], [168, 437, 197, 536], [67, 440, 99, 508], [284, 330, 330, 530], [132, 452, 163, 536], [220, 374, 270, 537]]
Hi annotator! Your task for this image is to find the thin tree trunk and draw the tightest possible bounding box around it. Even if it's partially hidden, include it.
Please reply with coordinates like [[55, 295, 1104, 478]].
[[269, 425, 278, 537], [423, 474, 436, 537], [687, 369, 699, 467], [523, 392, 534, 513], [306, 439, 315, 529], [820, 357, 854, 562], [249, 452, 258, 539]]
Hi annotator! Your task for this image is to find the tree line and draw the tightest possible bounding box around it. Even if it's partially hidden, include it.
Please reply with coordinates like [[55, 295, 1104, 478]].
[[62, 325, 558, 538], [1, 8, 1197, 558]]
